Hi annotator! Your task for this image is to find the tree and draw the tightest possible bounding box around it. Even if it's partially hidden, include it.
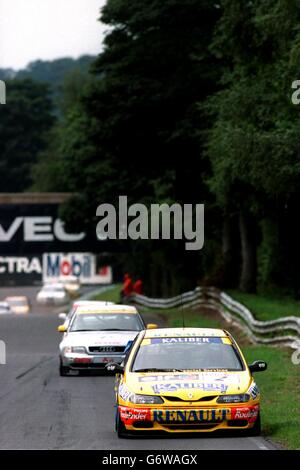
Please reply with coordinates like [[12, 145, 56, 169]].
[[31, 67, 94, 192], [17, 56, 95, 110], [0, 78, 54, 192], [56, 0, 221, 295], [206, 0, 300, 293]]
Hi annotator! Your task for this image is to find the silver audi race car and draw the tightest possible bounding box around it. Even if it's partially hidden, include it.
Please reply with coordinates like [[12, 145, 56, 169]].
[[58, 299, 115, 328], [58, 304, 157, 376]]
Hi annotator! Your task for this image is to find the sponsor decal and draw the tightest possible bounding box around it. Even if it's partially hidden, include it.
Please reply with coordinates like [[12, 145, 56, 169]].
[[248, 382, 260, 399], [44, 253, 92, 279], [150, 331, 217, 338], [118, 382, 133, 402], [93, 340, 123, 346], [200, 373, 232, 382], [150, 337, 222, 344], [42, 253, 112, 284], [0, 217, 85, 243], [231, 405, 259, 423], [152, 382, 228, 394], [153, 408, 230, 423], [139, 374, 201, 382], [0, 256, 42, 274], [119, 406, 151, 424]]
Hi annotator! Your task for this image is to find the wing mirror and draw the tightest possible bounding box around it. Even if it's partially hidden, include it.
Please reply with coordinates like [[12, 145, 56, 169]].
[[146, 323, 158, 329], [105, 362, 124, 374], [58, 313, 67, 321], [57, 325, 67, 333], [248, 360, 267, 373]]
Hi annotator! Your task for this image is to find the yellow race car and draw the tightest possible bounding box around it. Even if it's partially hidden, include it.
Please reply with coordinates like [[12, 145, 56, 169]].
[[109, 327, 267, 437]]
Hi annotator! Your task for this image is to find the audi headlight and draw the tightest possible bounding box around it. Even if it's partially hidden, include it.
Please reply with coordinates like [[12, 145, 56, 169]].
[[217, 394, 250, 404], [64, 346, 86, 354], [119, 383, 163, 404], [72, 346, 86, 353]]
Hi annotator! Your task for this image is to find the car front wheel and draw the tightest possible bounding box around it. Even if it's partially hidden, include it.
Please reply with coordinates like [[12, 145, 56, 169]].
[[116, 408, 127, 438], [59, 359, 70, 377], [247, 413, 261, 436]]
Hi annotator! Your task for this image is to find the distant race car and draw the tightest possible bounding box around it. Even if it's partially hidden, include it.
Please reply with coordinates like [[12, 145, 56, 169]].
[[5, 296, 30, 314], [109, 327, 267, 437], [0, 301, 12, 315], [36, 283, 69, 306], [59, 275, 81, 295], [58, 300, 115, 328], [58, 304, 157, 376]]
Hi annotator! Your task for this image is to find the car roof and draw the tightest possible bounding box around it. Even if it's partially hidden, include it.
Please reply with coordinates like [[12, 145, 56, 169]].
[[59, 276, 78, 281], [75, 304, 138, 315], [5, 296, 27, 301], [73, 300, 114, 307], [42, 283, 64, 288], [143, 327, 228, 338]]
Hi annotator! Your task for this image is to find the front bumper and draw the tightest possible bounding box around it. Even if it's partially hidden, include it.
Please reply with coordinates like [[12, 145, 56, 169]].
[[37, 297, 67, 306], [61, 352, 125, 370], [118, 404, 260, 433]]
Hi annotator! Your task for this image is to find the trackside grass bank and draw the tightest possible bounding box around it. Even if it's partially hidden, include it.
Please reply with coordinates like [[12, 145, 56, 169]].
[[93, 285, 300, 449], [228, 290, 300, 321], [93, 284, 122, 303]]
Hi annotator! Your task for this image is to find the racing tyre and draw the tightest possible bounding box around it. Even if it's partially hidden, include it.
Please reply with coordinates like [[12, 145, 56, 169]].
[[247, 413, 261, 436], [116, 409, 127, 438], [59, 360, 70, 377]]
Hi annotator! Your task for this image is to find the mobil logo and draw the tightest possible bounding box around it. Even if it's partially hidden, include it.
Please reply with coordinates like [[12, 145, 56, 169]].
[[44, 253, 93, 279]]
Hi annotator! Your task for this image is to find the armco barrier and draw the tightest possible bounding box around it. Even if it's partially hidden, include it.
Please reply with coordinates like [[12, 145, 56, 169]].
[[128, 287, 300, 351]]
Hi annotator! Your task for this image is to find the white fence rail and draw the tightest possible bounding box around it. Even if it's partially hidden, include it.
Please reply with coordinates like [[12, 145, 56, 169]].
[[128, 287, 300, 350]]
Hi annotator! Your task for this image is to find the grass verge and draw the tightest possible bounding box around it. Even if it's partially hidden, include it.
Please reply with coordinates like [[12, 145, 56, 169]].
[[93, 284, 122, 303], [228, 290, 300, 321]]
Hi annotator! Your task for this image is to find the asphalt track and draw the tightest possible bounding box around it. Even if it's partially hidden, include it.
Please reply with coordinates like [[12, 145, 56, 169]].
[[0, 287, 278, 450]]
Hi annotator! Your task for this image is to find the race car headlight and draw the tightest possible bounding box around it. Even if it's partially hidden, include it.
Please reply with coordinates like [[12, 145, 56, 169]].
[[119, 383, 163, 404], [64, 346, 86, 354], [217, 394, 250, 404], [71, 346, 86, 353], [131, 394, 163, 405]]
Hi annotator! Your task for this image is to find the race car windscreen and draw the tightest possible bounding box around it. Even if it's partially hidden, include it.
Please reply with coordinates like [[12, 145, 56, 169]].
[[8, 299, 28, 306], [43, 285, 65, 292], [132, 337, 244, 371], [70, 313, 143, 332]]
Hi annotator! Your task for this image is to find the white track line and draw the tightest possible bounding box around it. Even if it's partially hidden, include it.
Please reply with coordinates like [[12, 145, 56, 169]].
[[249, 437, 270, 450]]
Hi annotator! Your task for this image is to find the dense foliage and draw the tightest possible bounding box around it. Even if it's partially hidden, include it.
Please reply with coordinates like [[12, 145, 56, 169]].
[[0, 79, 54, 191], [2, 1, 300, 296]]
